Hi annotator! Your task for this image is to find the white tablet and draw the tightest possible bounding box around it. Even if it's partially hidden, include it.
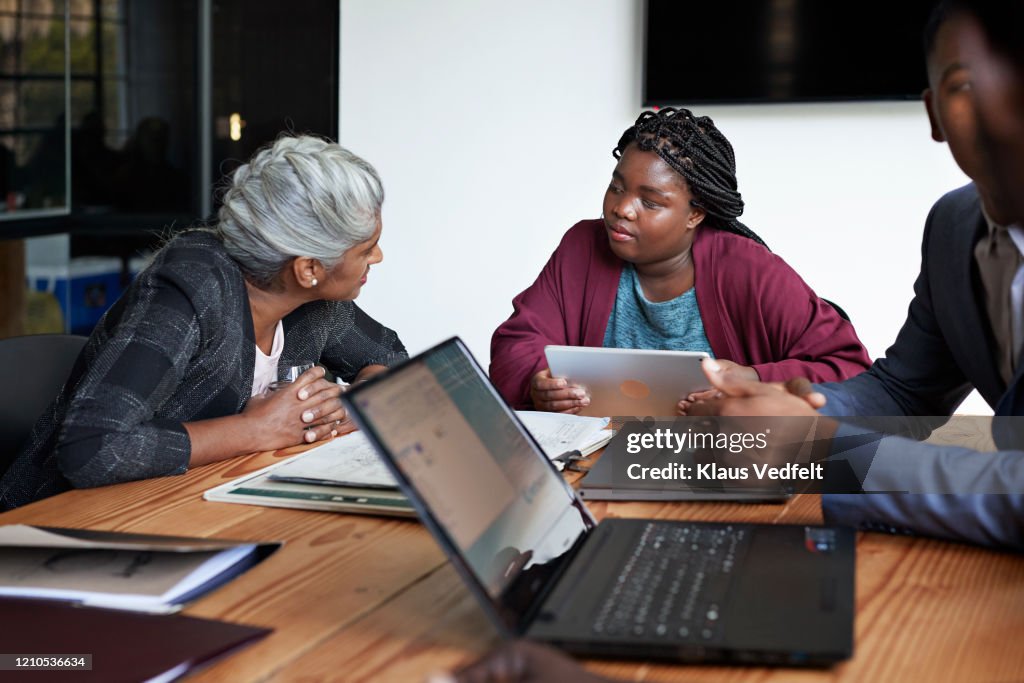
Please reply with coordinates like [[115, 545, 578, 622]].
[[544, 346, 711, 417]]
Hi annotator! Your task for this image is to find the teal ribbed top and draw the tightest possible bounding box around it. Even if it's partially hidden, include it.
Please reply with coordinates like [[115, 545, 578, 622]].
[[602, 263, 714, 356]]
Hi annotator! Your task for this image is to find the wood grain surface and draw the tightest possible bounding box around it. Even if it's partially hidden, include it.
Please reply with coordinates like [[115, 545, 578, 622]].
[[1, 439, 1021, 683]]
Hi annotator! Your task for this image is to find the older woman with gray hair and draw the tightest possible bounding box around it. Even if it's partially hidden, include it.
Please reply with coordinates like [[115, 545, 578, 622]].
[[0, 135, 406, 509]]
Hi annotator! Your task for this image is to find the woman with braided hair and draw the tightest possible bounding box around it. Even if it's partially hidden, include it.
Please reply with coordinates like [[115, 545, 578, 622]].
[[1, 135, 406, 508], [490, 108, 870, 414]]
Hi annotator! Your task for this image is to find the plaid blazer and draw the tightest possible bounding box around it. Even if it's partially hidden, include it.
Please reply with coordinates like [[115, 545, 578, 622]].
[[1, 230, 407, 509]]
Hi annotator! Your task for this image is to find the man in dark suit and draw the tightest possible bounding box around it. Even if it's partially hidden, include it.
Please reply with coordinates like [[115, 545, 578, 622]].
[[818, 0, 1023, 417], [694, 0, 1024, 551]]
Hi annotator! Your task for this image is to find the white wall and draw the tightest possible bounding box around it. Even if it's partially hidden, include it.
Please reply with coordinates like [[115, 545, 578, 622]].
[[339, 0, 989, 414]]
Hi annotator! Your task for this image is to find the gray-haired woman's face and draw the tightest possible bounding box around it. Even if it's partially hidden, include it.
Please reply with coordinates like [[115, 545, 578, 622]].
[[319, 216, 383, 301]]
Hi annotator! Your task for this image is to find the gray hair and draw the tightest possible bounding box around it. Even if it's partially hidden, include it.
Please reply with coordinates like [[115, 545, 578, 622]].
[[216, 135, 384, 289]]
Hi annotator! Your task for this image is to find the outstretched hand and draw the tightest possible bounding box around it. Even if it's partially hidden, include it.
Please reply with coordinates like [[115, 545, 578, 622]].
[[687, 358, 826, 417], [677, 358, 756, 414]]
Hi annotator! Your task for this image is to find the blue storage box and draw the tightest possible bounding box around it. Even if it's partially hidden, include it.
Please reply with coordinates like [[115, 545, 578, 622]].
[[27, 257, 124, 335]]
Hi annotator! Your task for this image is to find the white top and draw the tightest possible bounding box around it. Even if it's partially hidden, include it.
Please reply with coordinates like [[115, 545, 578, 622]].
[[251, 321, 285, 396]]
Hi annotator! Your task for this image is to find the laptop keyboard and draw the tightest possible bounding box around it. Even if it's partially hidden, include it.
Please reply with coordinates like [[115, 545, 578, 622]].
[[591, 522, 750, 643]]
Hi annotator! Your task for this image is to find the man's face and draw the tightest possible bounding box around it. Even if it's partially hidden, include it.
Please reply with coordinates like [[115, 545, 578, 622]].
[[957, 10, 1024, 225], [924, 12, 1010, 223]]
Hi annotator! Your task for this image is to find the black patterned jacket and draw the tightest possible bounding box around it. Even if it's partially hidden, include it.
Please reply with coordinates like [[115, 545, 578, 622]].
[[0, 230, 407, 509]]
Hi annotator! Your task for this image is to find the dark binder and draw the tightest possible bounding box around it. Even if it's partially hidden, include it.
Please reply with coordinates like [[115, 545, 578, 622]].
[[0, 598, 271, 682]]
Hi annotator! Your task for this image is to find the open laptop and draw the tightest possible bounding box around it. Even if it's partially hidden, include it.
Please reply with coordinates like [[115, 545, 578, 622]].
[[545, 346, 710, 417], [343, 338, 854, 666]]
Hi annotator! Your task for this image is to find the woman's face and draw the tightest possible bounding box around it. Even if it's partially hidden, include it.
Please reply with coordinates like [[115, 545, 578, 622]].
[[602, 144, 705, 267], [321, 216, 383, 301]]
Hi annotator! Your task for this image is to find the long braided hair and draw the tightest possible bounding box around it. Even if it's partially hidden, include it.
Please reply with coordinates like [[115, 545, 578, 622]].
[[614, 107, 768, 249]]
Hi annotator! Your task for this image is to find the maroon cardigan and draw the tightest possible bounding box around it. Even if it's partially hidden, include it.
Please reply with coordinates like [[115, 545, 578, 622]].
[[490, 219, 871, 409]]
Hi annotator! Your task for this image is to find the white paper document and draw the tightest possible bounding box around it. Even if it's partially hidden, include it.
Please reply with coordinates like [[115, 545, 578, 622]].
[[514, 411, 614, 462], [265, 413, 614, 490], [0, 525, 275, 613], [268, 431, 398, 489]]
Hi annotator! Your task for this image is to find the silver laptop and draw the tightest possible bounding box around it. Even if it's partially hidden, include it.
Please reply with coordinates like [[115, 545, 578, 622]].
[[545, 346, 711, 417]]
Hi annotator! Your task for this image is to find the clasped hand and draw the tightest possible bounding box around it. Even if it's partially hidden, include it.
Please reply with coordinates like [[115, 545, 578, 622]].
[[243, 366, 351, 448]]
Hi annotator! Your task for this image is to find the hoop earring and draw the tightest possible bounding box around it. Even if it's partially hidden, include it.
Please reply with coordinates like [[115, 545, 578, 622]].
[[311, 278, 318, 287]]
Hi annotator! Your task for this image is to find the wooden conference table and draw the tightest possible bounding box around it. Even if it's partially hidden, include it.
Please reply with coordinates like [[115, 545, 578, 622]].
[[1, 432, 1023, 682]]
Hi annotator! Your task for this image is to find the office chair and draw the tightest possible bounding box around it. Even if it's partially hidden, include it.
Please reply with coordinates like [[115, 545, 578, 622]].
[[823, 299, 851, 322], [0, 334, 87, 476]]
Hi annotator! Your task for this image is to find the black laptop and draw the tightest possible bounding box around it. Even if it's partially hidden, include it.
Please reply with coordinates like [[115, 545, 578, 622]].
[[343, 338, 855, 666]]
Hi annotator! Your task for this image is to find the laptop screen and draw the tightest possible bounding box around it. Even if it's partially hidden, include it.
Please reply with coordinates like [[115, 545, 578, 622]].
[[346, 339, 590, 629]]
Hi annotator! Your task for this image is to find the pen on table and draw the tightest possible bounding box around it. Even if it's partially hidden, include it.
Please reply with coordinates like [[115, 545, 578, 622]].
[[553, 431, 615, 463], [553, 449, 585, 463]]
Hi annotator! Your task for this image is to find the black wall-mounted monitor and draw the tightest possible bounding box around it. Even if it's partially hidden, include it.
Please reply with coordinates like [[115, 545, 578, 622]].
[[644, 0, 936, 106]]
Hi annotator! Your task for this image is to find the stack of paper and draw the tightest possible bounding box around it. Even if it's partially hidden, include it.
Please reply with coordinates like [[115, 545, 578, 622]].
[[268, 431, 397, 489], [515, 411, 615, 467], [0, 525, 279, 613], [205, 414, 615, 514], [203, 434, 415, 517], [269, 416, 612, 485]]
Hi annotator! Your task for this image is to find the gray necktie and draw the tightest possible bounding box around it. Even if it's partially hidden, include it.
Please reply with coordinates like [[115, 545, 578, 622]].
[[975, 226, 1023, 385]]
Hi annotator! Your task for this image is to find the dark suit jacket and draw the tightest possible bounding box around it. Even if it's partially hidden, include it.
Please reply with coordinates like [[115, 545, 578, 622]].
[[0, 230, 407, 510], [816, 183, 1024, 549]]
